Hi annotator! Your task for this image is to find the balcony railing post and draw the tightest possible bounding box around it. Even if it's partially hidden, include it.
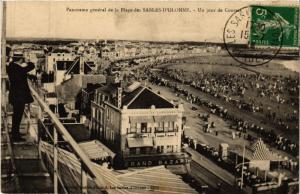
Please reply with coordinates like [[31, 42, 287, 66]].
[[38, 104, 42, 119], [53, 127, 58, 194], [81, 161, 88, 194], [26, 104, 31, 134]]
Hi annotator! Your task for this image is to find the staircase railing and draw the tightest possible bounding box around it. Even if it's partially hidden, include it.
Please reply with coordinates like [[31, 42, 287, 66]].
[[29, 84, 128, 194]]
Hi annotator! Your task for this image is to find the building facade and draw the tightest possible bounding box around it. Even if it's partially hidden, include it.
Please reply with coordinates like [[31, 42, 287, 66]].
[[91, 75, 190, 168], [46, 52, 76, 73]]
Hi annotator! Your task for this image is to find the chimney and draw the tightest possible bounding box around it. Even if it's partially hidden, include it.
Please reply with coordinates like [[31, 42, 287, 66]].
[[79, 56, 84, 74], [117, 87, 122, 108]]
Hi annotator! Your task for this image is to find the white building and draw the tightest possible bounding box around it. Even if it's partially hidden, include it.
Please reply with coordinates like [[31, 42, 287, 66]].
[[46, 52, 76, 73], [90, 74, 190, 168]]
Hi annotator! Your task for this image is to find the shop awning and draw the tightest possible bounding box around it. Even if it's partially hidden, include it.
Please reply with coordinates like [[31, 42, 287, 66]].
[[79, 140, 115, 160], [155, 136, 178, 146], [154, 115, 178, 122], [129, 116, 154, 123], [127, 138, 153, 148]]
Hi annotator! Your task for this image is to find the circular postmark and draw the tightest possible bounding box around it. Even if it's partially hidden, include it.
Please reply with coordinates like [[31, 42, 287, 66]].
[[223, 6, 283, 66]]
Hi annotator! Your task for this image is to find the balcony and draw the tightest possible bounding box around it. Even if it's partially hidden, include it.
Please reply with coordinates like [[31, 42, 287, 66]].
[[127, 127, 179, 136], [122, 149, 188, 158], [154, 127, 179, 133]]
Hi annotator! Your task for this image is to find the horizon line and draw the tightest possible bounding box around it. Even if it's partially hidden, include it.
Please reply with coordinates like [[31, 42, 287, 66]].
[[6, 37, 222, 44]]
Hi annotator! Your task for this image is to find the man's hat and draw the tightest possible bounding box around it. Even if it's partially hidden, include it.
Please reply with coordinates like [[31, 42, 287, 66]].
[[12, 53, 24, 61]]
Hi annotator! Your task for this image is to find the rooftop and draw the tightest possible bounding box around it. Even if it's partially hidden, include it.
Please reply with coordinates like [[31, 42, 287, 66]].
[[79, 140, 116, 160], [97, 80, 175, 109], [64, 57, 93, 75], [83, 83, 103, 93], [63, 123, 90, 142], [123, 87, 175, 109], [116, 166, 198, 194]]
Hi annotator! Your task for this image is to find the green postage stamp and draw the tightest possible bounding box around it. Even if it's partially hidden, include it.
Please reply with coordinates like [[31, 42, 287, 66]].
[[250, 6, 299, 48]]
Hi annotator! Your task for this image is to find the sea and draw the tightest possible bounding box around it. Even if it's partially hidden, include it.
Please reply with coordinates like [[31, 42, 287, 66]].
[[278, 60, 300, 73]]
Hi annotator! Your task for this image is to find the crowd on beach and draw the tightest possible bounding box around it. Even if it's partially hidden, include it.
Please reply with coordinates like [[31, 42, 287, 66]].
[[147, 70, 299, 158], [165, 69, 299, 130]]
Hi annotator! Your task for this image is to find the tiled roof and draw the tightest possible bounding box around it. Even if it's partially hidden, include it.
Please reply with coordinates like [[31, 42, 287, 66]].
[[121, 86, 144, 106], [96, 84, 174, 109], [124, 87, 174, 109]]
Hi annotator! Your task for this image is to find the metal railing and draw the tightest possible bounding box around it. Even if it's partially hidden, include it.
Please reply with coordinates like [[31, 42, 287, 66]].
[[28, 84, 129, 194]]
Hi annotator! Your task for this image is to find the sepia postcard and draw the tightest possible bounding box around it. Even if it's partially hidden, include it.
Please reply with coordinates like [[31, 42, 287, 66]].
[[1, 1, 299, 194]]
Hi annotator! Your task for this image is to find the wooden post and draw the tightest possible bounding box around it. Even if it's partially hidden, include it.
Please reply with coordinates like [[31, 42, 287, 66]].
[[26, 104, 31, 134], [53, 127, 58, 194], [81, 162, 88, 194], [1, 2, 7, 111]]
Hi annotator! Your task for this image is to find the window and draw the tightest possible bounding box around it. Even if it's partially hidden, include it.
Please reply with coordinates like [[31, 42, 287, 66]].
[[157, 146, 164, 153], [95, 110, 98, 120], [100, 110, 103, 123], [129, 148, 136, 155], [168, 122, 175, 132], [166, 145, 172, 153], [106, 109, 109, 120], [136, 148, 140, 155], [53, 58, 56, 62], [98, 94, 101, 103], [136, 123, 141, 133], [97, 110, 101, 120], [141, 123, 147, 133], [141, 147, 147, 154], [169, 145, 174, 152], [130, 123, 137, 133], [110, 111, 113, 123], [92, 108, 96, 118], [156, 122, 164, 132], [111, 131, 114, 142], [164, 122, 169, 131]]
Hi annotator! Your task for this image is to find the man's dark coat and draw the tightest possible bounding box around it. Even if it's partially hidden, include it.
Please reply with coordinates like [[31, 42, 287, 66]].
[[7, 62, 35, 104]]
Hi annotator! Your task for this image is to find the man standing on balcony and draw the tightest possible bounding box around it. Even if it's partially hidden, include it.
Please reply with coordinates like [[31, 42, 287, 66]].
[[7, 54, 35, 142]]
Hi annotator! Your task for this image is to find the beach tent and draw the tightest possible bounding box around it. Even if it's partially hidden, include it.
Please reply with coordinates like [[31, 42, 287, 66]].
[[249, 138, 281, 171]]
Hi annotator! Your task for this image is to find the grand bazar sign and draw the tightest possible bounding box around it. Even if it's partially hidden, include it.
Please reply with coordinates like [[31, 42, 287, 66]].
[[125, 158, 191, 167]]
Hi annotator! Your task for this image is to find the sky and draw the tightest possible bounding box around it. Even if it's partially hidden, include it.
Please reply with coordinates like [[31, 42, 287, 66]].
[[5, 1, 298, 42]]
